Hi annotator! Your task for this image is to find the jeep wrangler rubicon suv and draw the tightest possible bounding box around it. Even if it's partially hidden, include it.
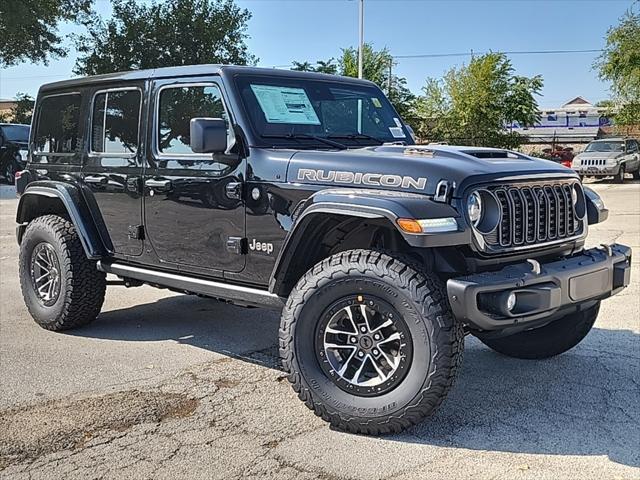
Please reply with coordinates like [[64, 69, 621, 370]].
[[16, 66, 631, 435]]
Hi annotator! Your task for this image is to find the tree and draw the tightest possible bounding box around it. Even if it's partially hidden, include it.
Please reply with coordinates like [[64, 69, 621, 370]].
[[74, 0, 256, 76], [0, 0, 94, 67], [291, 59, 338, 74], [412, 53, 543, 148], [0, 93, 35, 124], [595, 8, 640, 126]]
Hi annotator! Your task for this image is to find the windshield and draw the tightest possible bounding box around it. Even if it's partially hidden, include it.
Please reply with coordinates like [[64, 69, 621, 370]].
[[585, 141, 624, 153], [234, 74, 412, 148], [2, 125, 29, 143]]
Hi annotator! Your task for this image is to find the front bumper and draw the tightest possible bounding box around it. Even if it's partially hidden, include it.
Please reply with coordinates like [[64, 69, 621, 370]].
[[576, 164, 620, 176], [447, 244, 632, 331]]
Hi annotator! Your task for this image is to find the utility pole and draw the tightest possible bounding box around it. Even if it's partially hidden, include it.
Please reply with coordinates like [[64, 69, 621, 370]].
[[358, 0, 364, 79]]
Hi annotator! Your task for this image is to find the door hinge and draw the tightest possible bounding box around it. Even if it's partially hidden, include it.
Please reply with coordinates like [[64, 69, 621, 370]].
[[226, 237, 247, 255], [128, 225, 145, 240]]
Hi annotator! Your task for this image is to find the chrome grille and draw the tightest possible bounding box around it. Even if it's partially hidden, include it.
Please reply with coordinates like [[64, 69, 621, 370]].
[[581, 159, 606, 166], [484, 181, 584, 251]]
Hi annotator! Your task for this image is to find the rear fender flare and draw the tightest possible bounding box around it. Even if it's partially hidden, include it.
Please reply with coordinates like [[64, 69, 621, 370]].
[[16, 182, 109, 259]]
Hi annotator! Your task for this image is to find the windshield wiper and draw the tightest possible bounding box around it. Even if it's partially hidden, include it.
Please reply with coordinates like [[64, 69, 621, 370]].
[[261, 133, 347, 150], [327, 133, 384, 145]]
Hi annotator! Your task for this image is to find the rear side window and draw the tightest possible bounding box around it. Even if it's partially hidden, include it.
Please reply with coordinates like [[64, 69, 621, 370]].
[[157, 85, 227, 155], [35, 94, 81, 154], [91, 89, 141, 154]]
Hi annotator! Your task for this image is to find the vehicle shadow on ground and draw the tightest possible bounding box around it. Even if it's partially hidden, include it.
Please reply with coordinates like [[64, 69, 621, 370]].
[[72, 294, 639, 468]]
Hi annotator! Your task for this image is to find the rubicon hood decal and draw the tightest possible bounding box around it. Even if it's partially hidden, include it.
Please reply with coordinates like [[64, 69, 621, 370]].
[[287, 145, 576, 196], [297, 168, 427, 190]]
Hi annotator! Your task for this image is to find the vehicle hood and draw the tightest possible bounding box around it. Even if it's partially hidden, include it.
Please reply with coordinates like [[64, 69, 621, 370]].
[[575, 151, 624, 160], [287, 145, 576, 197], [4, 140, 28, 150]]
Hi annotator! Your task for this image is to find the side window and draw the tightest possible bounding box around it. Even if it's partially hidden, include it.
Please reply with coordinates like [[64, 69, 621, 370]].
[[157, 85, 227, 155], [35, 94, 81, 154], [91, 89, 141, 154], [628, 140, 638, 153]]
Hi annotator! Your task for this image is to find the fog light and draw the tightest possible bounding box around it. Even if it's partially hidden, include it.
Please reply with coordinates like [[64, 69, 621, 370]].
[[506, 292, 517, 312]]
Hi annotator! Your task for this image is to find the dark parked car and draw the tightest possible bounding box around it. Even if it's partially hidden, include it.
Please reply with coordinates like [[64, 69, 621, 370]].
[[15, 65, 631, 435], [0, 123, 29, 184]]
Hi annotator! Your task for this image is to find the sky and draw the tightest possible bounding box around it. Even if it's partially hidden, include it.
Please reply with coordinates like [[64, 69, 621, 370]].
[[0, 0, 635, 108]]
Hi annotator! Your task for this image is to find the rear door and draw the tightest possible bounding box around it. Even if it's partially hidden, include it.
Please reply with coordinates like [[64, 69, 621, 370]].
[[82, 85, 145, 256], [143, 77, 245, 274]]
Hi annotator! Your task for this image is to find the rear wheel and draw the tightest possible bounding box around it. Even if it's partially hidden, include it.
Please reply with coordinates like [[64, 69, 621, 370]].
[[19, 215, 106, 331], [279, 250, 464, 434], [477, 302, 600, 359]]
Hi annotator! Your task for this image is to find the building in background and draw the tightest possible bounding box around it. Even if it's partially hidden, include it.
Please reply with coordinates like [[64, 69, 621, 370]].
[[510, 96, 613, 153]]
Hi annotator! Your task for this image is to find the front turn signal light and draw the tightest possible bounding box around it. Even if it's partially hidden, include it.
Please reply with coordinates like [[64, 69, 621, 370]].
[[397, 218, 423, 234]]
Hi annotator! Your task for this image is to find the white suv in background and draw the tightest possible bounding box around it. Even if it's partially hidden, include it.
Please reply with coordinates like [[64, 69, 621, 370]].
[[572, 137, 640, 183]]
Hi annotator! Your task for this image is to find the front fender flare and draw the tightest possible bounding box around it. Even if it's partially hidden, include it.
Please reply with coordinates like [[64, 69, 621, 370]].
[[16, 182, 109, 259], [269, 188, 470, 294]]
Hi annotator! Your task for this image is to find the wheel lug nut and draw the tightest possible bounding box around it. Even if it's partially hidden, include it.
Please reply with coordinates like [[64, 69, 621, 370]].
[[373, 349, 379, 355], [360, 326, 367, 333], [350, 337, 357, 343], [373, 334, 380, 340]]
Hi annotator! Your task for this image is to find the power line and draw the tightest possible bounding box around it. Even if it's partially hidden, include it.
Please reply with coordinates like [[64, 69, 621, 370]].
[[393, 48, 603, 59], [0, 48, 606, 80]]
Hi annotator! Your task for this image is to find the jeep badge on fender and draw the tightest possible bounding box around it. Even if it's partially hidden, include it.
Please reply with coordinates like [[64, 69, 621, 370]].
[[15, 65, 631, 436]]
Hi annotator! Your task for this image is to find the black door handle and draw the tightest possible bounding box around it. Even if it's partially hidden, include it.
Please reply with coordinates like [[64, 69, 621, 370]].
[[84, 175, 108, 185], [145, 178, 172, 189]]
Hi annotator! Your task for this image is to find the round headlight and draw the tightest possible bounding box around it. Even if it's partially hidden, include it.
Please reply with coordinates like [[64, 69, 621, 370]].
[[467, 191, 482, 226]]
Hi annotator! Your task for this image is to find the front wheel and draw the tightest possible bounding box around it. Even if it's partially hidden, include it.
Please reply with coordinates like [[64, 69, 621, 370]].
[[615, 164, 625, 183], [19, 215, 106, 331], [3, 158, 18, 184], [279, 250, 464, 435], [477, 302, 600, 359]]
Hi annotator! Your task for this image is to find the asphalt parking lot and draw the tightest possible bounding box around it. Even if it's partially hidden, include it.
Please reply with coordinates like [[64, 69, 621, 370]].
[[0, 180, 639, 480]]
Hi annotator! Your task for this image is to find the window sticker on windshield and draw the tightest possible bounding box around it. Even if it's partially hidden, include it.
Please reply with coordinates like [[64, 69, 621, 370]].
[[372, 97, 382, 108], [389, 127, 406, 138], [393, 117, 403, 127], [250, 85, 320, 125]]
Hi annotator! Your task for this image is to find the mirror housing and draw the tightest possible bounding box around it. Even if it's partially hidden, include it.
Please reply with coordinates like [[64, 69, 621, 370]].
[[189, 118, 227, 154]]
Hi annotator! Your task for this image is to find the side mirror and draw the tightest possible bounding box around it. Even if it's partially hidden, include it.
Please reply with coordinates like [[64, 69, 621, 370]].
[[189, 118, 227, 154]]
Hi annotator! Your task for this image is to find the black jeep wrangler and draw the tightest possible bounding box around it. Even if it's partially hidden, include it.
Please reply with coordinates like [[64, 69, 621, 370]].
[[16, 66, 631, 434], [1, 123, 30, 184]]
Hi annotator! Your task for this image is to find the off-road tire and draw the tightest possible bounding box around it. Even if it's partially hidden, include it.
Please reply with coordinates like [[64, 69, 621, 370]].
[[19, 215, 106, 331], [633, 167, 640, 180], [279, 249, 464, 435], [615, 164, 625, 183], [478, 302, 600, 360]]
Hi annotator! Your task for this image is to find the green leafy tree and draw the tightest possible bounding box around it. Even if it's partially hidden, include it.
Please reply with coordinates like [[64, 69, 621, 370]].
[[0, 93, 35, 124], [0, 0, 94, 67], [291, 59, 338, 74], [74, 0, 256, 76], [412, 53, 542, 147], [595, 8, 640, 126]]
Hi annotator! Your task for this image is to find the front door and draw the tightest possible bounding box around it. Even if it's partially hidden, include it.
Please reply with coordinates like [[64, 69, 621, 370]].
[[82, 86, 145, 256], [144, 78, 245, 274]]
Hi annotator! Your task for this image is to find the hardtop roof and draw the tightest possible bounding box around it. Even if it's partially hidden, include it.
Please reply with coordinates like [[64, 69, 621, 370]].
[[38, 64, 376, 93]]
